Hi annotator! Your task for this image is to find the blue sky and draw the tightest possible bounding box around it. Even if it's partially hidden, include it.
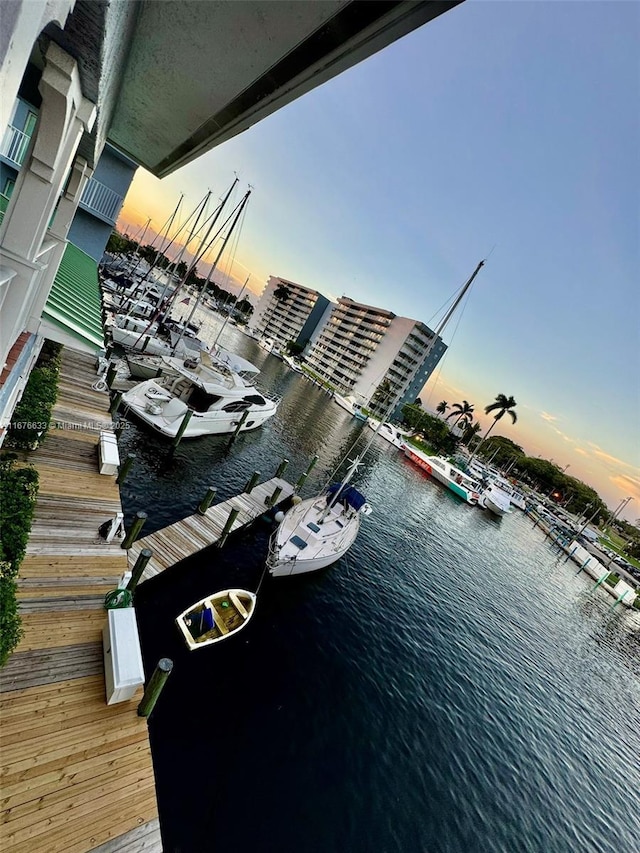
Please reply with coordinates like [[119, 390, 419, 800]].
[[121, 1, 639, 519]]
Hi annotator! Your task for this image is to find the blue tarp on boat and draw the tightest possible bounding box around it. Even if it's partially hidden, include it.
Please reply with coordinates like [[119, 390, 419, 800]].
[[326, 482, 367, 510]]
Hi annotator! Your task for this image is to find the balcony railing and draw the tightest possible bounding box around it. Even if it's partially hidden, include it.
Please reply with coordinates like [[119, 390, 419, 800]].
[[0, 125, 31, 167], [80, 178, 124, 223]]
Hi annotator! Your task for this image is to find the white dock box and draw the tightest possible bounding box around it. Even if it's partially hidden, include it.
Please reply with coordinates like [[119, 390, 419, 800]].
[[99, 430, 120, 475], [102, 608, 145, 704]]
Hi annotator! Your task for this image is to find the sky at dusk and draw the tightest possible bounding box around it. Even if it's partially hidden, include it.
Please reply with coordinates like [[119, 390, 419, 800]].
[[118, 1, 639, 521]]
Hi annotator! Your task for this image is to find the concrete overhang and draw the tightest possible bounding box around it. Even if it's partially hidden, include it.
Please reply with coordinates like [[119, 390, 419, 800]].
[[106, 0, 463, 178]]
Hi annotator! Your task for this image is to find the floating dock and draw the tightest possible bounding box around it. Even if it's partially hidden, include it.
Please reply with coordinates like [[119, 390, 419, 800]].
[[0, 350, 161, 853], [128, 476, 295, 582]]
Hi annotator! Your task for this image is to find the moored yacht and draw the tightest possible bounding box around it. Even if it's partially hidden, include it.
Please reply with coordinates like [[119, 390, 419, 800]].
[[333, 393, 367, 420], [267, 478, 372, 577], [403, 445, 481, 504], [479, 483, 512, 516], [122, 355, 278, 439], [366, 417, 409, 449]]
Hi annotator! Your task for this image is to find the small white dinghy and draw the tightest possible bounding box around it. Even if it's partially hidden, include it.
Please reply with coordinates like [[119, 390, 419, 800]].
[[176, 589, 257, 650]]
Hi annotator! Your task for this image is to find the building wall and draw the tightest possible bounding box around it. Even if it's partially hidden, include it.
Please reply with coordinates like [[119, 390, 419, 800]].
[[89, 143, 137, 200], [251, 276, 329, 350], [305, 297, 447, 417], [66, 208, 112, 262], [69, 143, 136, 259]]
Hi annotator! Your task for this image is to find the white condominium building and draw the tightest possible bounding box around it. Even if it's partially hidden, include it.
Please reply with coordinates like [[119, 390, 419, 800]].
[[305, 297, 447, 419], [251, 277, 331, 351]]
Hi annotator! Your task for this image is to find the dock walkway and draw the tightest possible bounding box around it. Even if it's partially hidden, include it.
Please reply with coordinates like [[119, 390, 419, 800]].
[[0, 350, 161, 853], [128, 477, 294, 581]]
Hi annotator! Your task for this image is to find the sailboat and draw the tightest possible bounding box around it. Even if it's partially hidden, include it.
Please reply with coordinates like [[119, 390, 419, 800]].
[[266, 455, 373, 577], [267, 260, 486, 577]]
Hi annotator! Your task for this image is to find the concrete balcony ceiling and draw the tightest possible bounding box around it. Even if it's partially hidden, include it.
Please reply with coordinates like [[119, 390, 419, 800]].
[[48, 0, 461, 177]]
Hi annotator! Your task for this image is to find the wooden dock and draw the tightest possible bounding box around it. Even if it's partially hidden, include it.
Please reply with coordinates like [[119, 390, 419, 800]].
[[128, 477, 294, 581], [0, 350, 162, 853]]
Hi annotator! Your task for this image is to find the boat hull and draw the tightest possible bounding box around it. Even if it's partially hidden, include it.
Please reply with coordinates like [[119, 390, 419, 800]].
[[176, 589, 256, 650], [122, 379, 278, 438], [268, 495, 363, 577]]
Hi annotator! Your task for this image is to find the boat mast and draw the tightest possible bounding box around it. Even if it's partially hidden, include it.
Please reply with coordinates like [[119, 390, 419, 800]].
[[172, 189, 251, 353], [324, 260, 485, 513], [212, 275, 250, 350]]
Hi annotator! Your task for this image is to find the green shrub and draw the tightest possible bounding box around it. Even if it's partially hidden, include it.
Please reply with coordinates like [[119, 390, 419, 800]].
[[7, 341, 61, 450], [0, 457, 39, 667]]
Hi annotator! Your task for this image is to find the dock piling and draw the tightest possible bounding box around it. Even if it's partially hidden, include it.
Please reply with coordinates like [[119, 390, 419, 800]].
[[275, 458, 289, 479], [116, 452, 136, 485], [122, 510, 148, 550], [575, 557, 591, 575], [138, 658, 173, 718], [126, 548, 153, 592], [244, 471, 260, 494], [105, 362, 118, 389], [218, 507, 240, 547], [229, 410, 249, 443], [198, 486, 217, 515], [109, 391, 123, 417], [266, 485, 282, 507], [172, 409, 193, 448], [294, 471, 308, 492]]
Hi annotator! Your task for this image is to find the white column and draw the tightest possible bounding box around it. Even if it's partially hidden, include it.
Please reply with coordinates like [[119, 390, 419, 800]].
[[0, 42, 96, 369], [0, 43, 96, 258]]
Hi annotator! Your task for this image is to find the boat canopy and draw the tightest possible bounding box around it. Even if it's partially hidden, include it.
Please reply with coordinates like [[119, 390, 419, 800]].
[[213, 347, 260, 375], [326, 482, 367, 510]]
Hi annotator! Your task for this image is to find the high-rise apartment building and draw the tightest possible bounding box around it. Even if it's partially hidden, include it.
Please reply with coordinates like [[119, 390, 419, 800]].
[[251, 277, 331, 351], [304, 297, 447, 419]]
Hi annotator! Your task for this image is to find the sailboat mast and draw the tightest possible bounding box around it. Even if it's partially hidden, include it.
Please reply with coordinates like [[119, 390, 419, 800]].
[[429, 259, 484, 358], [212, 275, 250, 349], [173, 189, 251, 352]]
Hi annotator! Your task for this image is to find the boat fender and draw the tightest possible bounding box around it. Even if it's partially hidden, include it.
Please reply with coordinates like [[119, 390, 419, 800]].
[[291, 495, 302, 505], [274, 511, 285, 523]]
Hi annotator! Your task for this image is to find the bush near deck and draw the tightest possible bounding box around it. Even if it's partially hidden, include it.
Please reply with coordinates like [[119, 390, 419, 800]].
[[6, 341, 62, 450], [0, 456, 39, 666]]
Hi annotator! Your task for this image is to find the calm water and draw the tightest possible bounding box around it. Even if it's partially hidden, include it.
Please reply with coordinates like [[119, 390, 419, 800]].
[[123, 319, 640, 853]]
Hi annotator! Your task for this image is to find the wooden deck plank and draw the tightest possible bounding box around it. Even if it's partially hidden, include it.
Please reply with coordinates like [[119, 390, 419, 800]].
[[1, 348, 158, 853], [0, 645, 104, 694], [128, 475, 294, 579], [89, 818, 162, 853]]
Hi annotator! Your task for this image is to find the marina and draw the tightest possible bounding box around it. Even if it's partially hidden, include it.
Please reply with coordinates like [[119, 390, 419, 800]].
[[1, 5, 637, 853], [1, 328, 639, 853]]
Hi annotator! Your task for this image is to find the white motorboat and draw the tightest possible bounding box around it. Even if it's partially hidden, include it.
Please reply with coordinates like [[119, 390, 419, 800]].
[[403, 446, 481, 505], [333, 393, 367, 420], [176, 589, 256, 650], [126, 347, 261, 383], [366, 417, 408, 449], [122, 354, 278, 439], [267, 479, 372, 577], [479, 483, 512, 516], [110, 314, 206, 357], [282, 354, 304, 373]]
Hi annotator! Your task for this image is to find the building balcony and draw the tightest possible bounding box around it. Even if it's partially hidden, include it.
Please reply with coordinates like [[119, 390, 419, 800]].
[[79, 178, 124, 224], [0, 125, 32, 168]]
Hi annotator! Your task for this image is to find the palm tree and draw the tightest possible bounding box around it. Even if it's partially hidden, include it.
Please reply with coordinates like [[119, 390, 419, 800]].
[[436, 400, 448, 418], [273, 283, 290, 302], [262, 282, 290, 338], [470, 394, 517, 462], [445, 400, 474, 430], [462, 420, 482, 447]]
